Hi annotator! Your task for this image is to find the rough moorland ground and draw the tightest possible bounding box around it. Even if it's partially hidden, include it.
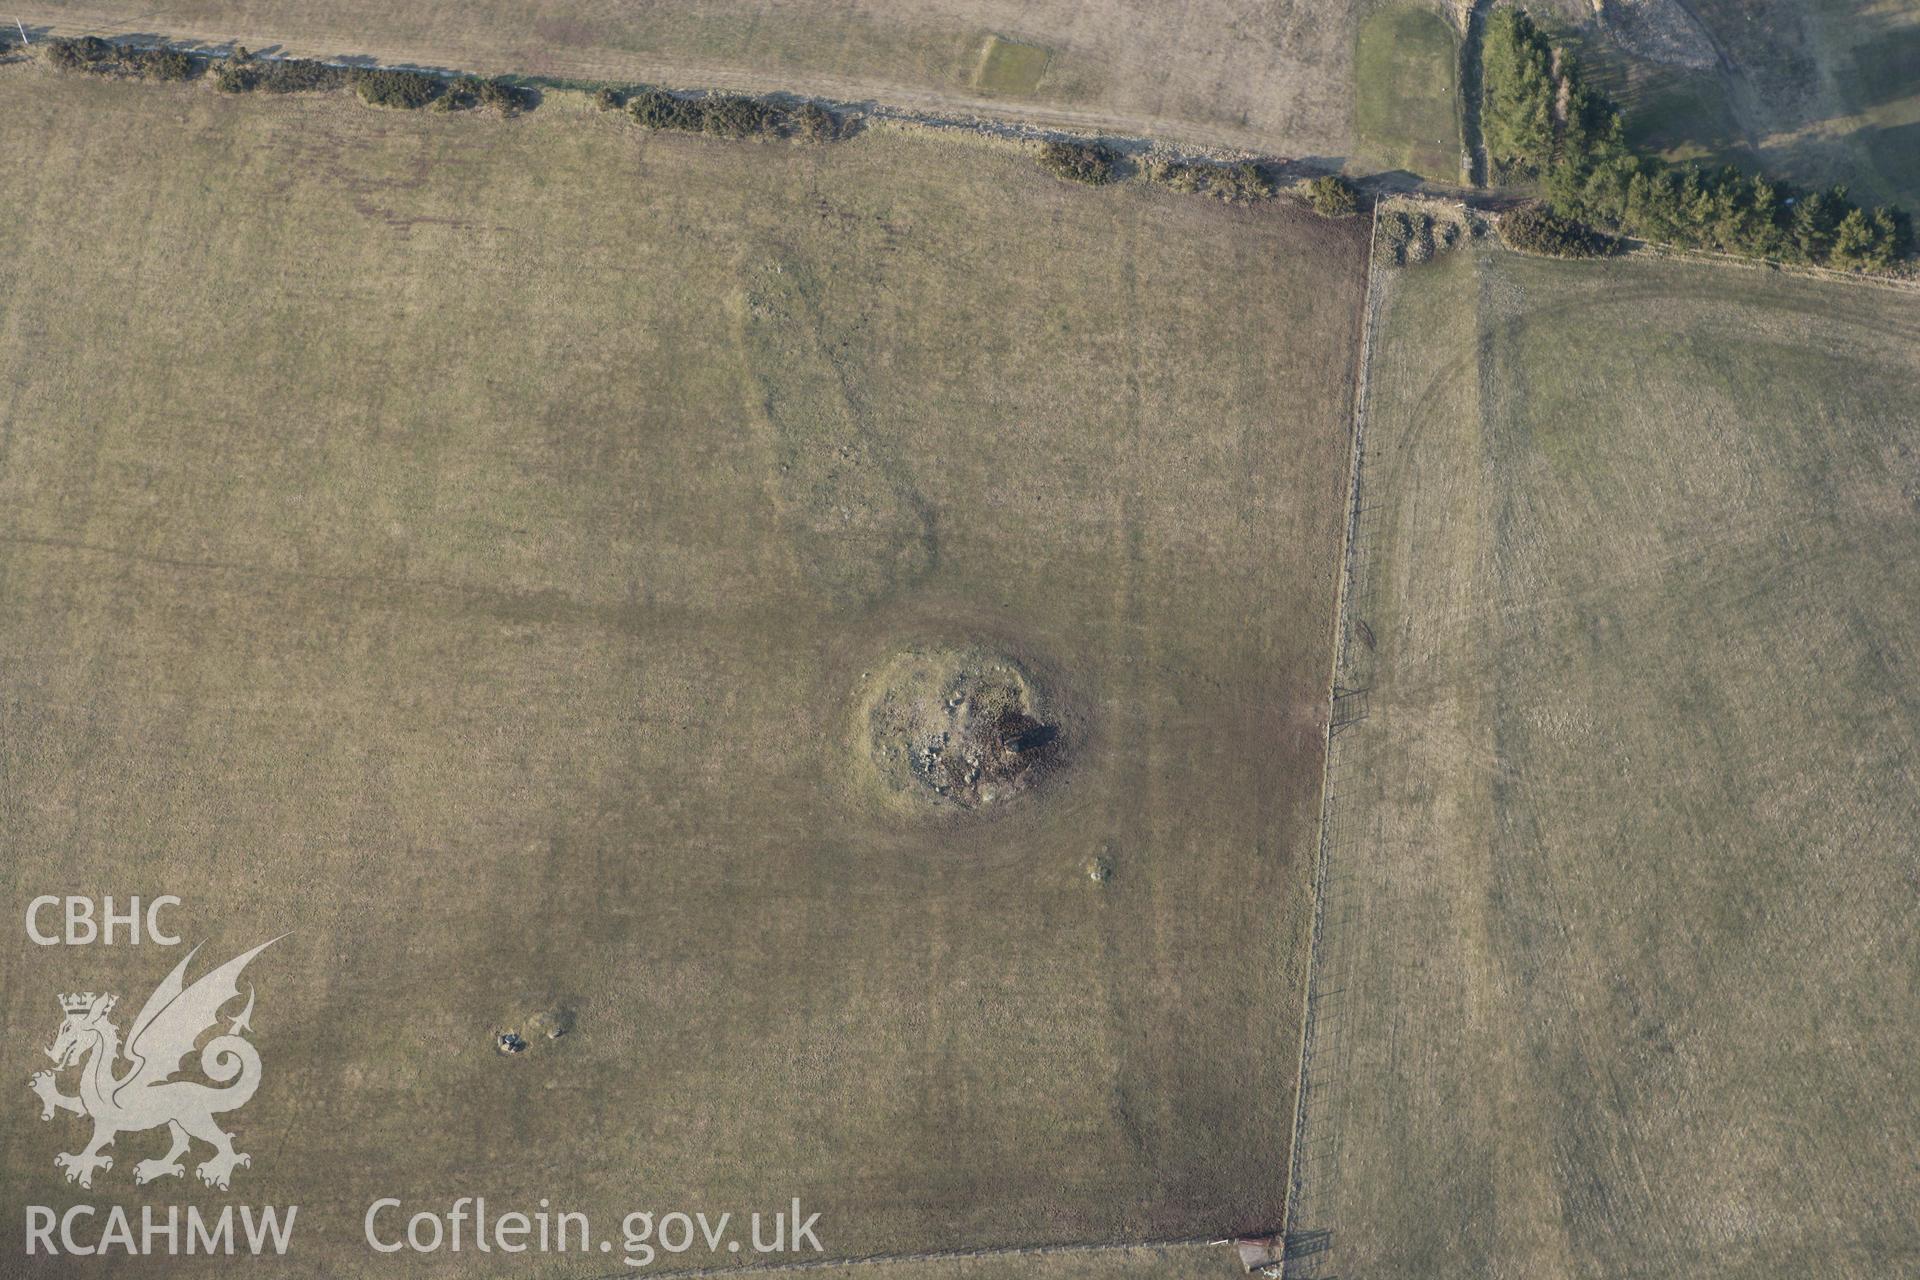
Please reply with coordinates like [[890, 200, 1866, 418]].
[[1287, 243, 1920, 1279], [0, 66, 1365, 1274], [8, 0, 1381, 158]]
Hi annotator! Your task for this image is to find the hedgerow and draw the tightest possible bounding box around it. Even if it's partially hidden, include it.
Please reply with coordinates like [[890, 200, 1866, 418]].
[[1483, 8, 1911, 271]]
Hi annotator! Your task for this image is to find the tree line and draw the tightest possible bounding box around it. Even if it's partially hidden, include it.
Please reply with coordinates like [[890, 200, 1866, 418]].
[[1483, 9, 1910, 271]]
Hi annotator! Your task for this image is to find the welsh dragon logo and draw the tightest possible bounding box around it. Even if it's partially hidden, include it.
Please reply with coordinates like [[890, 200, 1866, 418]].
[[28, 938, 281, 1190]]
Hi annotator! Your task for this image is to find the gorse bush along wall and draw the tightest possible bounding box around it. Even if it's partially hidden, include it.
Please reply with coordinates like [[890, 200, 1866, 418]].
[[787, 101, 841, 143], [209, 55, 527, 115], [32, 32, 862, 135], [1500, 203, 1618, 258], [213, 50, 345, 93], [697, 94, 776, 138], [1483, 9, 1911, 270], [626, 88, 841, 141], [439, 76, 531, 114], [214, 56, 436, 107], [1306, 174, 1360, 217], [46, 36, 197, 80], [350, 67, 443, 109], [29, 32, 833, 135], [1144, 157, 1276, 202], [628, 87, 692, 129], [1036, 140, 1117, 185]]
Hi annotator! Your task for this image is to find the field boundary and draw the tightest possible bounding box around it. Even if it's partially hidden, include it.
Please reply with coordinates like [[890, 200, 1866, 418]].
[[0, 19, 1331, 173], [1458, 0, 1496, 187], [1610, 234, 1920, 294], [583, 1235, 1227, 1279], [1277, 200, 1385, 1280], [16, 21, 1917, 292]]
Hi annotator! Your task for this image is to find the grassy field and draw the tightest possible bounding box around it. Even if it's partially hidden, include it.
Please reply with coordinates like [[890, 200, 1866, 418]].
[[973, 35, 1050, 95], [0, 64, 1366, 1274], [1352, 2, 1461, 182], [1542, 0, 1920, 208], [10, 0, 1369, 158], [1286, 243, 1920, 1278]]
